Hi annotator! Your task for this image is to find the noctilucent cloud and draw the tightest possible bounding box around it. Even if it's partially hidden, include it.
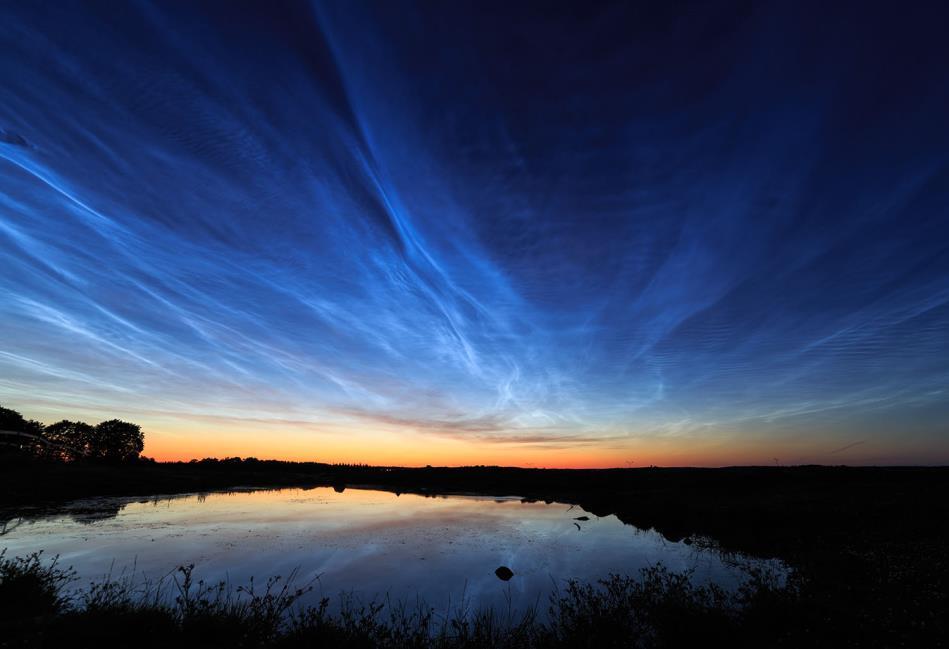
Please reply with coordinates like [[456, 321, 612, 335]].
[[1, 2, 948, 466]]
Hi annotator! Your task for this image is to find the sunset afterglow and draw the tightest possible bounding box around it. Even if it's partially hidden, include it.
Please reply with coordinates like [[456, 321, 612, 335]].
[[2, 2, 948, 467]]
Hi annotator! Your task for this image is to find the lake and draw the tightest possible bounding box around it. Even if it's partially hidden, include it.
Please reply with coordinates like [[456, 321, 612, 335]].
[[0, 486, 778, 614]]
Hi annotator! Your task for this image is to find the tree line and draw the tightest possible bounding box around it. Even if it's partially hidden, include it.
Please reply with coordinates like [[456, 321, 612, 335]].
[[0, 403, 144, 462]]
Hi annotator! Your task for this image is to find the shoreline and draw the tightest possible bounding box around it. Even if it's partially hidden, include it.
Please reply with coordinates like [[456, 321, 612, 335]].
[[3, 461, 948, 645], [3, 461, 948, 560]]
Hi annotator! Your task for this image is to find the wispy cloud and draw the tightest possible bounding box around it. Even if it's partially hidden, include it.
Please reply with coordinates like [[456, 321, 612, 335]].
[[0, 2, 947, 463], [829, 441, 867, 455]]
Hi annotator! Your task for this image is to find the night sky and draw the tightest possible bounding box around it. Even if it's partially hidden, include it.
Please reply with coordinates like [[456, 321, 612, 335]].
[[1, 2, 947, 466]]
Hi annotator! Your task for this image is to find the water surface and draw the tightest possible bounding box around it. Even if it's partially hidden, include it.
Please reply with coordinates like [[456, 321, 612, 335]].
[[1, 487, 773, 613]]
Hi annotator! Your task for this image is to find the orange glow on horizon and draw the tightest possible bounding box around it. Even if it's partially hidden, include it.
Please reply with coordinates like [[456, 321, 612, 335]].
[[14, 401, 947, 469], [140, 422, 913, 468]]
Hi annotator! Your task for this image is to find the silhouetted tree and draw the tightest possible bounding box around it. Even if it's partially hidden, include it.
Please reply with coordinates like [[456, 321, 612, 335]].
[[0, 404, 45, 457], [0, 405, 44, 435], [42, 420, 94, 462], [88, 419, 144, 462]]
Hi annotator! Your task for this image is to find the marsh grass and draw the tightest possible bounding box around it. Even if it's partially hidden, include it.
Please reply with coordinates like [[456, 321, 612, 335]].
[[0, 551, 815, 648], [3, 547, 943, 648], [0, 550, 75, 620]]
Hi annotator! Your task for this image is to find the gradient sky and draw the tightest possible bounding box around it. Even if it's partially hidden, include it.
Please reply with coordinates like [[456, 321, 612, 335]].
[[1, 2, 948, 466]]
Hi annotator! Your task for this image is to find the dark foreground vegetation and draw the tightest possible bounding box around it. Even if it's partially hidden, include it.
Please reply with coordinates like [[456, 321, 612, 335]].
[[2, 404, 948, 646], [0, 550, 815, 649]]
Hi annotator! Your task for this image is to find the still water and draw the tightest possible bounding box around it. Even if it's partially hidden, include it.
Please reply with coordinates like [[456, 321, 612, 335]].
[[1, 487, 772, 613]]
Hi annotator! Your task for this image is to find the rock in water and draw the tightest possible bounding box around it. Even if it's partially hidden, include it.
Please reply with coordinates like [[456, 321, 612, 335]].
[[495, 566, 514, 581]]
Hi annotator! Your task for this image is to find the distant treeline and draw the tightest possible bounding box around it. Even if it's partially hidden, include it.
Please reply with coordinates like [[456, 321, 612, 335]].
[[0, 404, 145, 463], [176, 457, 374, 468]]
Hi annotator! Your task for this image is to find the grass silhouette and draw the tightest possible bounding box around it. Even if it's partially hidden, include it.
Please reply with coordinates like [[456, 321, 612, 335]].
[[0, 549, 886, 648]]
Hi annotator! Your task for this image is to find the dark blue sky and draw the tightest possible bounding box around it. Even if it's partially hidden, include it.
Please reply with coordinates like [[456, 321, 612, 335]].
[[1, 2, 947, 465]]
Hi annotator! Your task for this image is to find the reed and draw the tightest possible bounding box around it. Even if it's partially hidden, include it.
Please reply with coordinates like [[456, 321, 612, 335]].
[[1, 550, 807, 648]]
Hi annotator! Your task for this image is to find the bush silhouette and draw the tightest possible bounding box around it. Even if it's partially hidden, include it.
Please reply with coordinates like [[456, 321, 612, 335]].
[[0, 551, 74, 623], [0, 404, 44, 436], [0, 404, 45, 457]]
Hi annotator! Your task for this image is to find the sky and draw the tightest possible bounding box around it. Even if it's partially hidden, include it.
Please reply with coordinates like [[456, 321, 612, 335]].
[[1, 2, 948, 467]]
